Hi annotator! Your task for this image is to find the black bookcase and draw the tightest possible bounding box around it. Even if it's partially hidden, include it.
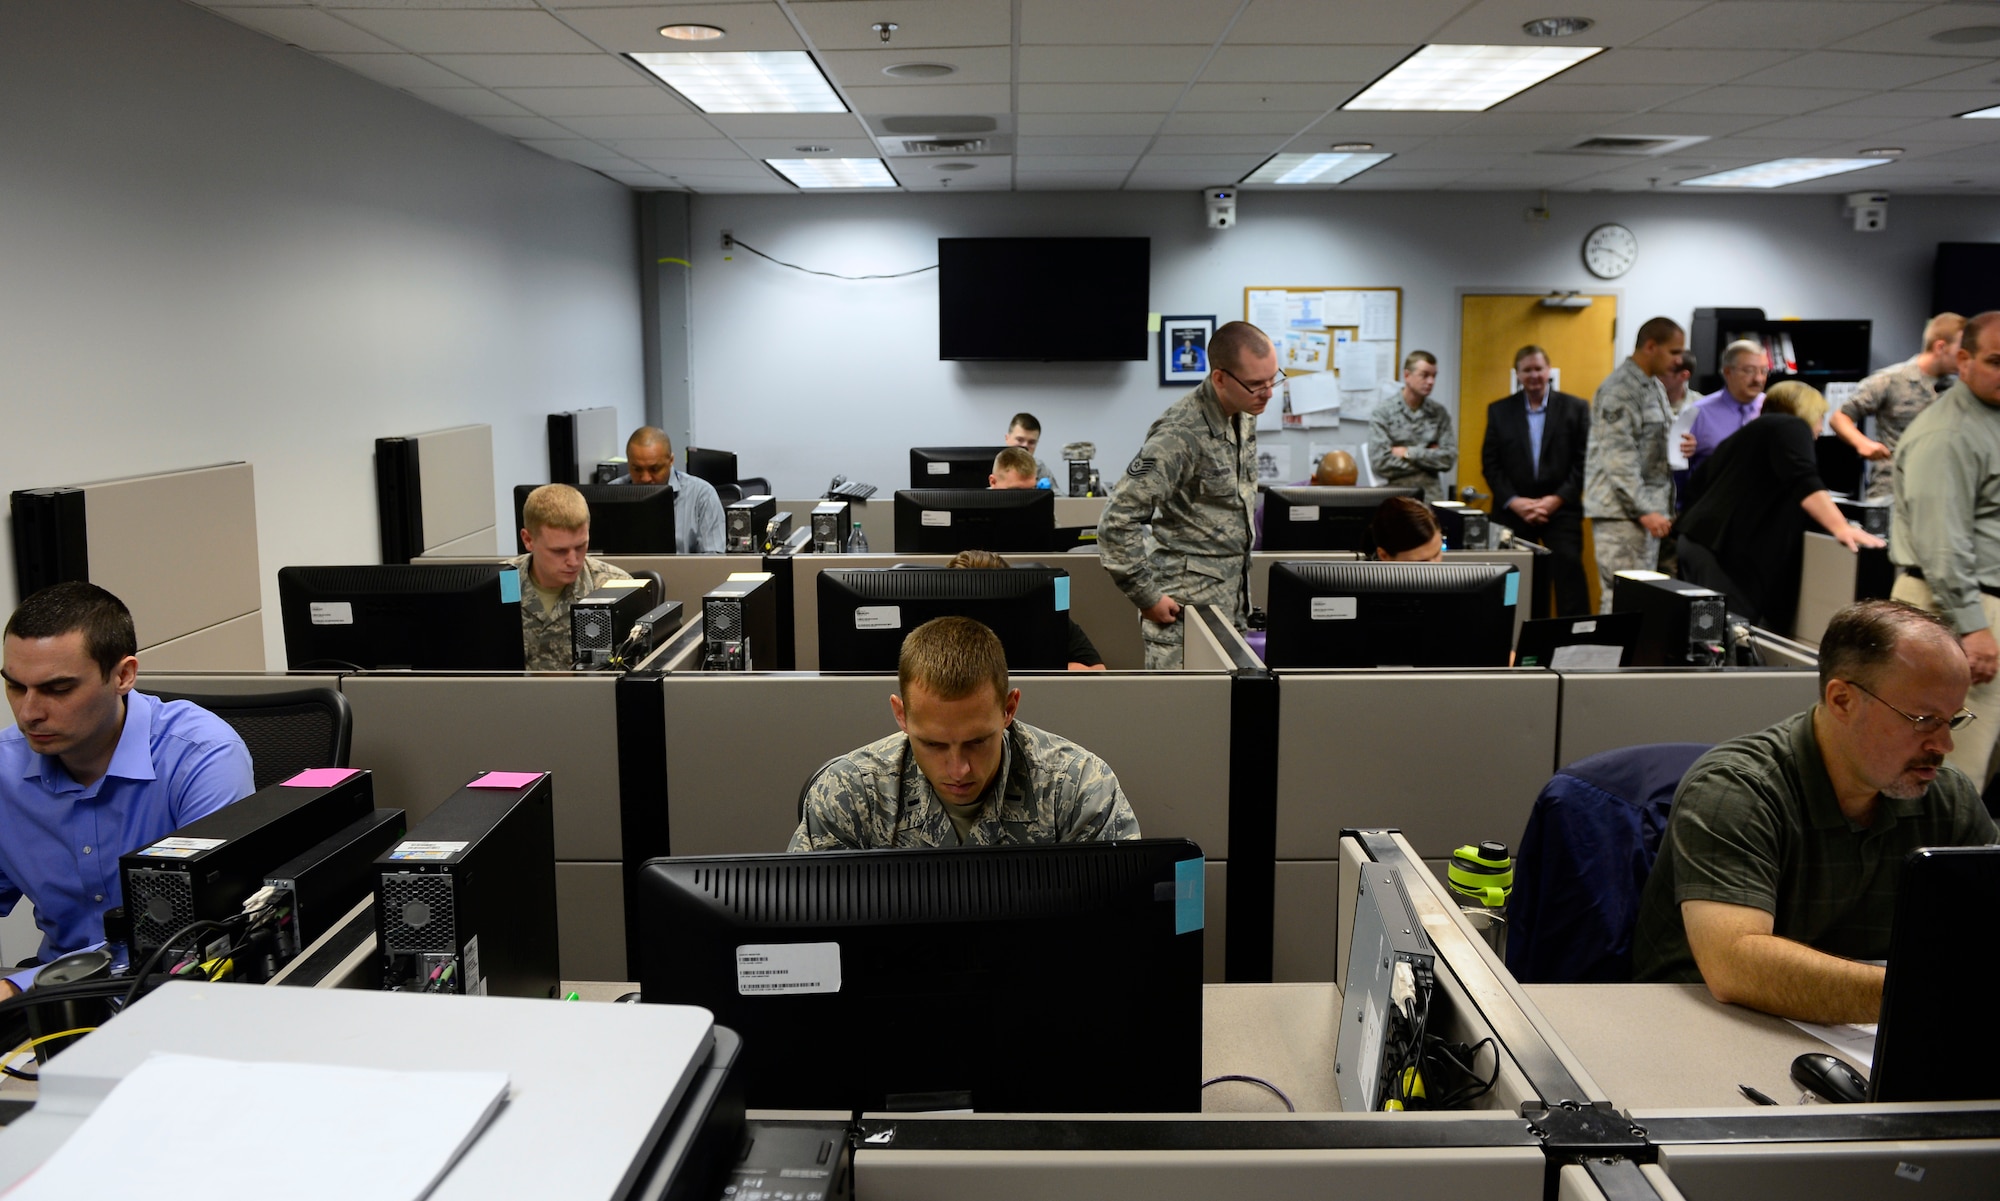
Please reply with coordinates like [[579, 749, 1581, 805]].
[[1689, 307, 1871, 396]]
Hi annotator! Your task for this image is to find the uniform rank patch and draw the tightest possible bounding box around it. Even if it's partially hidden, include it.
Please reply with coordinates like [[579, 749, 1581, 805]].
[[1127, 456, 1156, 478]]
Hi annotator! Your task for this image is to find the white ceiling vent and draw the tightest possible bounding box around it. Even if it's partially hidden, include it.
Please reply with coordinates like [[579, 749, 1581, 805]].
[[1554, 134, 1709, 157], [902, 138, 988, 154]]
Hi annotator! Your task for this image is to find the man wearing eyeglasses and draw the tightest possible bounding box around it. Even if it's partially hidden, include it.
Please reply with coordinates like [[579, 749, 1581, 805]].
[[1678, 340, 1768, 475], [1633, 600, 1996, 1023], [1098, 320, 1271, 670], [1368, 351, 1456, 501]]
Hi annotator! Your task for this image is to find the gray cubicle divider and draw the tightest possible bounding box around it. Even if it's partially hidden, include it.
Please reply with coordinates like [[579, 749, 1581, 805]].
[[548, 406, 621, 485], [656, 671, 1241, 981], [1794, 530, 1894, 646], [1554, 668, 1819, 767], [376, 423, 497, 562]]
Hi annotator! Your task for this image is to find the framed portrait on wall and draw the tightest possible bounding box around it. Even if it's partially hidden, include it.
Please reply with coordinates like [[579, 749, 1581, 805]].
[[1159, 315, 1215, 386]]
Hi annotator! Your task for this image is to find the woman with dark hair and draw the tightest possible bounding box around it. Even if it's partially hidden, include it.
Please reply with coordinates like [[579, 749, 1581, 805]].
[[1674, 381, 1884, 631], [1369, 496, 1444, 562], [947, 549, 1106, 670]]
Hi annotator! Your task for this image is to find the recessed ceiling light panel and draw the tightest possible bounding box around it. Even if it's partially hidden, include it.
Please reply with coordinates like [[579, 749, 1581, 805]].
[[1343, 44, 1604, 112], [1678, 158, 1886, 189], [1240, 151, 1393, 186], [659, 24, 724, 41], [1522, 16, 1594, 38], [1329, 141, 1375, 151], [766, 157, 898, 189], [1962, 103, 2000, 120], [629, 51, 847, 114]]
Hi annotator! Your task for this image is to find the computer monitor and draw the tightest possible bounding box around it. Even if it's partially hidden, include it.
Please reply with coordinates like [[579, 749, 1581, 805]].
[[1263, 560, 1517, 668], [910, 446, 1008, 490], [817, 566, 1071, 672], [635, 840, 1205, 1112], [1261, 486, 1423, 552], [277, 564, 525, 670], [893, 489, 1055, 553], [511, 484, 675, 554], [1870, 845, 2000, 1103], [1514, 612, 1642, 669]]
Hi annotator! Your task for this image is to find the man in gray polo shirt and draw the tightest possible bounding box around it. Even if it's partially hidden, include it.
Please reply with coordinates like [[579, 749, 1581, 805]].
[[1634, 600, 1996, 1023]]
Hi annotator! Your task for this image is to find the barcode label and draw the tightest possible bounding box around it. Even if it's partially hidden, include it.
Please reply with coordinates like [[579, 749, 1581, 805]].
[[736, 942, 842, 995]]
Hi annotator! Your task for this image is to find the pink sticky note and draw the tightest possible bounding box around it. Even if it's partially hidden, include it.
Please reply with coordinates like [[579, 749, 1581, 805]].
[[282, 768, 360, 788], [468, 771, 543, 790]]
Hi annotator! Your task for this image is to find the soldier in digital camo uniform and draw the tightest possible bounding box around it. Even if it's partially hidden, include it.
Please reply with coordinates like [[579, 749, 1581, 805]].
[[1829, 312, 1964, 502], [1584, 316, 1685, 614], [789, 617, 1139, 851], [509, 483, 632, 670], [1368, 350, 1456, 502], [1097, 321, 1273, 670]]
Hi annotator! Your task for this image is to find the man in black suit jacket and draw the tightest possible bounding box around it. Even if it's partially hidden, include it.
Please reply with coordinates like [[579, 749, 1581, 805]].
[[1482, 345, 1592, 617]]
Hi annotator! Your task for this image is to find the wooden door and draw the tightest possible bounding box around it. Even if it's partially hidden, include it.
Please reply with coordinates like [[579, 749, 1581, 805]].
[[1459, 293, 1620, 610]]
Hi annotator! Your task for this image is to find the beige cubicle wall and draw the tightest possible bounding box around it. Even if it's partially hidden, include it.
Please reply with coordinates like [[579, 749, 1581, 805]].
[[1555, 669, 1819, 766], [658, 670, 1236, 979], [412, 424, 498, 556]]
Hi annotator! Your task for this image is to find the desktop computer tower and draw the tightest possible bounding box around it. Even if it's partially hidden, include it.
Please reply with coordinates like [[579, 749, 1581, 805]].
[[1613, 573, 1728, 667], [120, 770, 376, 955], [373, 772, 559, 998], [571, 579, 660, 668], [1429, 501, 1489, 551], [810, 500, 852, 554], [1836, 496, 1891, 540], [262, 807, 407, 963], [702, 573, 778, 672], [725, 496, 776, 554], [1069, 459, 1093, 497]]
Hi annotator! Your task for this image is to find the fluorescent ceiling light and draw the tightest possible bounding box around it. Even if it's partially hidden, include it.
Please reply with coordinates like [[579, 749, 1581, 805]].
[[628, 51, 845, 114], [1240, 152, 1393, 186], [1343, 44, 1603, 112], [1962, 103, 2000, 119], [766, 158, 898, 189], [1677, 158, 1886, 189]]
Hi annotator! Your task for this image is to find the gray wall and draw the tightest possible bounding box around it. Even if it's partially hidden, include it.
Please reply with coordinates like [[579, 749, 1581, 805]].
[[0, 0, 645, 664], [686, 189, 2000, 497]]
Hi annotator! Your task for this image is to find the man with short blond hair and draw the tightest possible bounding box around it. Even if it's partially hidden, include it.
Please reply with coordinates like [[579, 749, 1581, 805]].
[[620, 426, 725, 553], [1832, 313, 1965, 501], [789, 616, 1138, 850], [989, 446, 1040, 489], [1370, 350, 1456, 501], [511, 483, 632, 670]]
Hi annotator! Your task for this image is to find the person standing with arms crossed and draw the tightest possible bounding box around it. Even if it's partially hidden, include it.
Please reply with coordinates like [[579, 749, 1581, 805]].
[[1585, 316, 1685, 613], [1099, 321, 1273, 670], [1369, 351, 1456, 501]]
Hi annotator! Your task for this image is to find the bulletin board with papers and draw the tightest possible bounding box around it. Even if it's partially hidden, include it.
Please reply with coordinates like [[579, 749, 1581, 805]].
[[1243, 286, 1402, 433]]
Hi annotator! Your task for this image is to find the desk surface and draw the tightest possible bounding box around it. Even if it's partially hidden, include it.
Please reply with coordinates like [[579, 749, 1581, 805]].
[[1524, 983, 1865, 1111]]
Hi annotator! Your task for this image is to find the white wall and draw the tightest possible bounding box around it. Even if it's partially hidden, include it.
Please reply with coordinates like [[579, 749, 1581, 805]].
[[689, 189, 2000, 498], [0, 0, 645, 666]]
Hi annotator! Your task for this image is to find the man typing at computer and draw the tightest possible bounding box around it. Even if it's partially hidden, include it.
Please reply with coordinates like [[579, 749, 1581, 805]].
[[789, 617, 1137, 850], [512, 483, 633, 671], [1633, 600, 1997, 1023]]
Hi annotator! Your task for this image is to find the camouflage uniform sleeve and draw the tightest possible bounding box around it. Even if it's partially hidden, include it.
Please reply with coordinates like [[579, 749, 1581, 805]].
[[1840, 372, 1887, 422], [1405, 404, 1457, 473], [1063, 753, 1142, 841], [589, 558, 633, 584], [1588, 387, 1643, 519], [1097, 426, 1193, 611], [1367, 406, 1400, 480], [787, 759, 872, 852]]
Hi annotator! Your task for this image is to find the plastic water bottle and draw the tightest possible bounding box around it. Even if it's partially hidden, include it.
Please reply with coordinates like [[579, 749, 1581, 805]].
[[1447, 841, 1514, 958], [850, 522, 869, 553]]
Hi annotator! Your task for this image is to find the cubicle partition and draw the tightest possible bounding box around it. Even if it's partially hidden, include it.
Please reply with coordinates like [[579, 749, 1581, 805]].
[[375, 423, 497, 562], [1555, 668, 1819, 765]]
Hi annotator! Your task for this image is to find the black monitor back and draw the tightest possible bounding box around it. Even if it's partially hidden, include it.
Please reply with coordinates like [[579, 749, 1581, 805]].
[[1514, 611, 1642, 669], [894, 489, 1055, 553], [910, 446, 1007, 490], [817, 567, 1070, 671], [511, 484, 676, 554], [1262, 486, 1422, 552], [684, 448, 738, 488], [636, 840, 1205, 1113], [1264, 560, 1516, 668], [277, 564, 524, 671], [1871, 845, 2000, 1102]]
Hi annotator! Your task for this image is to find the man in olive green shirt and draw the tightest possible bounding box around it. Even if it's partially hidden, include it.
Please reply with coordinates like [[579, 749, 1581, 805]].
[[1634, 600, 1996, 1024]]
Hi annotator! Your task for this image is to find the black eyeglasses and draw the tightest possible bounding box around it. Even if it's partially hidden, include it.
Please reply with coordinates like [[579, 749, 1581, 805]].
[[1845, 679, 1976, 734], [1221, 366, 1287, 396]]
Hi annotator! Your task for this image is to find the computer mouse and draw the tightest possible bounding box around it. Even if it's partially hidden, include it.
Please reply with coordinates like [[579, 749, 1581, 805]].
[[1790, 1053, 1869, 1104]]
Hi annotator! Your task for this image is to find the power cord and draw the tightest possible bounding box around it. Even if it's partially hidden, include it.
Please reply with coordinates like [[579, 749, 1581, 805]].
[[1200, 1074, 1296, 1112], [729, 237, 936, 281]]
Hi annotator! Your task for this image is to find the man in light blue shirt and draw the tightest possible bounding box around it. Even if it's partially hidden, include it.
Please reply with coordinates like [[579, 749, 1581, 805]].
[[622, 426, 726, 553], [0, 582, 253, 995]]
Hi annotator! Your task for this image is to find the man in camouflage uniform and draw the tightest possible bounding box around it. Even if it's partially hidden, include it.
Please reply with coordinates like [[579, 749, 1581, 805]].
[[1830, 312, 1964, 501], [1584, 316, 1685, 613], [790, 617, 1138, 850], [1369, 350, 1456, 501], [1097, 321, 1271, 670], [509, 483, 632, 670]]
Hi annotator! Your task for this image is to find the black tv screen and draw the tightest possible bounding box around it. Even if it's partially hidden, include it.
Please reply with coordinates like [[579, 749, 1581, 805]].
[[1934, 243, 2000, 320], [938, 237, 1150, 361]]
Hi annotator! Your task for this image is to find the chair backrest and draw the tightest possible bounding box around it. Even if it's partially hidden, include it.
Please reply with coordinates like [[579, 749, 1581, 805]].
[[148, 688, 353, 791], [716, 483, 743, 505], [1505, 742, 1711, 984], [737, 477, 771, 498]]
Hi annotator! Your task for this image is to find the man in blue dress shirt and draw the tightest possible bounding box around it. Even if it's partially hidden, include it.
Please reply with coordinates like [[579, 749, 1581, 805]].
[[0, 582, 253, 995], [621, 427, 726, 553]]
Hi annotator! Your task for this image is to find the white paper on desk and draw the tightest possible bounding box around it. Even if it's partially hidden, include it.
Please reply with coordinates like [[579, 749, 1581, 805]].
[[1247, 288, 1286, 334], [1360, 290, 1397, 341], [12, 1053, 510, 1201], [1787, 1020, 1878, 1072], [1550, 643, 1623, 669], [1667, 403, 1700, 471], [1288, 370, 1342, 415], [1335, 342, 1377, 392], [1323, 291, 1362, 328]]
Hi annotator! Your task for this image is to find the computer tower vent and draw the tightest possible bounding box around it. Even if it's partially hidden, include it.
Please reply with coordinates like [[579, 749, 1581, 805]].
[[574, 608, 615, 659], [688, 848, 1155, 925], [380, 873, 456, 952], [705, 598, 744, 641], [126, 869, 195, 950]]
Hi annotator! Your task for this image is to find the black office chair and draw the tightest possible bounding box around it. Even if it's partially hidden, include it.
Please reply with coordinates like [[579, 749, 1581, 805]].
[[715, 483, 743, 505], [148, 688, 353, 791], [737, 476, 771, 497]]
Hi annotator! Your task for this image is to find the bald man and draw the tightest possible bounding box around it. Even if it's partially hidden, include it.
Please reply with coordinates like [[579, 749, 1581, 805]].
[[1256, 450, 1361, 548], [618, 427, 725, 554]]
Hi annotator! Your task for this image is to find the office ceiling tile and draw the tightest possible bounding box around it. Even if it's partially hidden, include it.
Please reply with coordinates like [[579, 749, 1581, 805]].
[[1014, 172, 1132, 189], [1151, 133, 1296, 154], [1656, 86, 1874, 115], [1125, 170, 1238, 188], [1136, 153, 1268, 173], [1016, 135, 1156, 156], [1813, 91, 1999, 119], [322, 53, 472, 89], [1018, 84, 1189, 113], [555, 112, 720, 137], [1491, 83, 1704, 115], [733, 137, 882, 158], [1829, 6, 2000, 56], [1158, 111, 1326, 135], [1420, 132, 1570, 155], [1199, 44, 1410, 85], [819, 47, 1013, 88], [704, 112, 871, 137], [1741, 113, 1929, 139], [1457, 112, 1615, 136], [610, 136, 751, 156], [426, 53, 646, 87], [1732, 51, 1973, 90], [1636, 3, 1917, 51], [843, 84, 1012, 115], [1018, 45, 1208, 84], [1020, 0, 1235, 46], [497, 85, 690, 115], [1435, 0, 1708, 45], [541, 0, 776, 7], [332, 8, 602, 53], [1017, 113, 1167, 135], [1904, 60, 2000, 92], [465, 114, 577, 139], [1015, 154, 1140, 172], [1302, 111, 1475, 137], [208, 7, 402, 53], [522, 138, 640, 165], [1554, 48, 1798, 87], [1875, 118, 2000, 143], [405, 86, 534, 116], [555, 4, 806, 52], [791, 0, 1011, 51], [1227, 0, 1477, 45], [1588, 113, 1779, 137], [1178, 83, 1357, 113]]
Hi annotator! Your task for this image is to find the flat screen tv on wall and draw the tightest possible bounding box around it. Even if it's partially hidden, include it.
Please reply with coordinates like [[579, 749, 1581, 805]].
[[937, 237, 1151, 361], [1933, 243, 2000, 320]]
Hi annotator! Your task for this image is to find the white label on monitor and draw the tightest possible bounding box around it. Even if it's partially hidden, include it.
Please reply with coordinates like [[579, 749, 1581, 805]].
[[1289, 506, 1319, 522], [1550, 643, 1622, 670], [386, 840, 469, 861], [927, 461, 950, 475], [601, 578, 646, 589], [308, 602, 353, 626], [855, 606, 901, 631], [135, 836, 225, 858], [921, 510, 952, 527], [1572, 620, 1597, 634], [737, 942, 842, 995], [1310, 596, 1358, 620]]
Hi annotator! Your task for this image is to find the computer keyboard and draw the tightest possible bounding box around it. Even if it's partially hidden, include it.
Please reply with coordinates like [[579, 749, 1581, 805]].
[[827, 479, 877, 501]]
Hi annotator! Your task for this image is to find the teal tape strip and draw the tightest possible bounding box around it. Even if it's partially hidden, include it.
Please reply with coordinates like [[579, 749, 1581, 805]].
[[1504, 570, 1519, 607], [1054, 576, 1070, 611], [499, 569, 521, 604], [1174, 856, 1205, 934]]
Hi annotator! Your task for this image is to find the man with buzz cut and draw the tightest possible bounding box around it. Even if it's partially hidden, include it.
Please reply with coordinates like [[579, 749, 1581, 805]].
[[1006, 412, 1062, 494], [989, 445, 1041, 490], [511, 482, 632, 670], [789, 616, 1139, 850], [619, 426, 726, 554]]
